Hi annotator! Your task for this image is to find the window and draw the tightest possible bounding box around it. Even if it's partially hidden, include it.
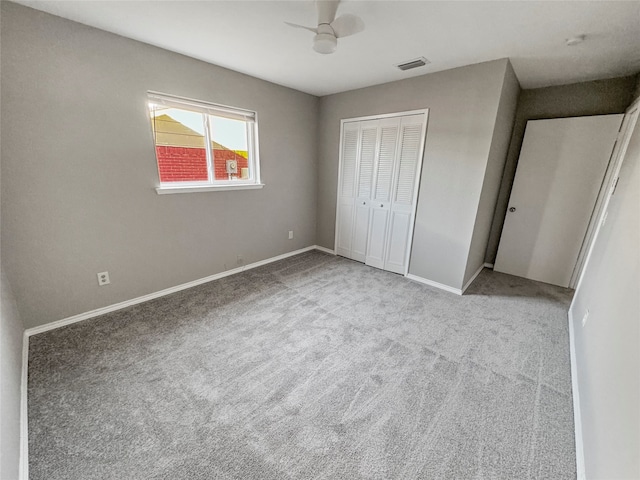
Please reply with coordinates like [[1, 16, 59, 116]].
[[148, 92, 262, 193]]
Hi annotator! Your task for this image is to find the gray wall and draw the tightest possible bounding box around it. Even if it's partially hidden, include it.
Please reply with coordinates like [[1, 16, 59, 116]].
[[0, 268, 23, 480], [569, 98, 639, 479], [318, 59, 509, 289], [485, 75, 637, 264], [1, 3, 319, 329], [1, 4, 26, 473], [463, 61, 520, 283]]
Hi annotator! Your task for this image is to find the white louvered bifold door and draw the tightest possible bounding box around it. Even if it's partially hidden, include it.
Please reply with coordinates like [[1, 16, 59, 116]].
[[336, 122, 360, 258], [335, 111, 427, 274], [351, 120, 380, 262], [384, 115, 427, 274], [365, 117, 401, 269]]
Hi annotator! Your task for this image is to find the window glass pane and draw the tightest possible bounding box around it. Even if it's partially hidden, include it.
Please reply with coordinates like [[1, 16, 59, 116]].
[[208, 115, 250, 181], [149, 105, 209, 183]]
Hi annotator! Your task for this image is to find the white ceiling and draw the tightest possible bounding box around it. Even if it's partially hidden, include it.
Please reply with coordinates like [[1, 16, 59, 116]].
[[13, 0, 640, 96]]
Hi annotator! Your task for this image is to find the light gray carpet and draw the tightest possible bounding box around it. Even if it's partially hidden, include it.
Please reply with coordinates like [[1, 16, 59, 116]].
[[28, 251, 576, 479]]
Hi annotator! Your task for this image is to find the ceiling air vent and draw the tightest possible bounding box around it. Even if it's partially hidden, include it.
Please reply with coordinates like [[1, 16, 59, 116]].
[[396, 57, 430, 71]]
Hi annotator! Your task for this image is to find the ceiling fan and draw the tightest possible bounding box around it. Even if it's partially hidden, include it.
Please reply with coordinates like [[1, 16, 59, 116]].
[[285, 0, 365, 54]]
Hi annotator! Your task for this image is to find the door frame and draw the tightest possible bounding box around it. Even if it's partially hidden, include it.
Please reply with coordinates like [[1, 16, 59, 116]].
[[334, 108, 429, 276], [571, 97, 640, 290]]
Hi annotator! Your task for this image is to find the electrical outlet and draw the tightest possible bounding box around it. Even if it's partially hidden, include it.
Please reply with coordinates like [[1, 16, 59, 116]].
[[288, 230, 294, 240], [236, 255, 244, 266], [97, 271, 110, 286], [582, 309, 589, 327]]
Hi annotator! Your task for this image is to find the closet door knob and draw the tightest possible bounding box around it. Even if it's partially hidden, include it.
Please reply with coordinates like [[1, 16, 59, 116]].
[[509, 207, 516, 212], [380, 204, 384, 207]]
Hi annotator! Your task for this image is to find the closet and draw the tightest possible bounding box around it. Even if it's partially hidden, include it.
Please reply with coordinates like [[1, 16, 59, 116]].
[[335, 110, 428, 275]]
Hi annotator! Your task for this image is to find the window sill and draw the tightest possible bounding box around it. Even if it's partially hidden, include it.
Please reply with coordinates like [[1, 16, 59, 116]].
[[155, 184, 265, 195]]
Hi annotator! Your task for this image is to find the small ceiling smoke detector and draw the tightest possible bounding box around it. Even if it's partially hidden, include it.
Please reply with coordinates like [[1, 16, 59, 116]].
[[565, 35, 586, 46], [396, 57, 430, 71]]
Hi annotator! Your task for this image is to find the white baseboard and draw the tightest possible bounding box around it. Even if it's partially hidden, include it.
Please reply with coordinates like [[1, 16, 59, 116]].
[[568, 309, 586, 480], [406, 263, 489, 296], [314, 245, 336, 255], [24, 245, 324, 338], [461, 264, 485, 294], [19, 333, 29, 480], [406, 274, 462, 295], [484, 262, 494, 269]]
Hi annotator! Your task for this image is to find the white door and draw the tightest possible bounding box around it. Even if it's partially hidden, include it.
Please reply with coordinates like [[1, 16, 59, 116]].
[[384, 115, 427, 274], [366, 117, 400, 269], [494, 115, 623, 287], [335, 122, 359, 258], [351, 121, 379, 262], [335, 110, 428, 274]]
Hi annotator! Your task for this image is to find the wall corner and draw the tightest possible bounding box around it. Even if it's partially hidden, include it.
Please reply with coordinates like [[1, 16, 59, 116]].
[[462, 59, 521, 286]]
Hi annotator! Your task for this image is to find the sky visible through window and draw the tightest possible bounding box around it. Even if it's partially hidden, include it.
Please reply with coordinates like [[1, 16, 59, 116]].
[[151, 107, 247, 151]]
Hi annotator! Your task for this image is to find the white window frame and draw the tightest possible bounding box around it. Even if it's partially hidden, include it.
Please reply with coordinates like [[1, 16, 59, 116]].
[[148, 91, 263, 194]]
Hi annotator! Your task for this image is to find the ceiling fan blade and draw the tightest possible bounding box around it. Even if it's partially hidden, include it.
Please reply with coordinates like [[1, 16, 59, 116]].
[[284, 21, 318, 34], [316, 0, 340, 25], [330, 13, 365, 38]]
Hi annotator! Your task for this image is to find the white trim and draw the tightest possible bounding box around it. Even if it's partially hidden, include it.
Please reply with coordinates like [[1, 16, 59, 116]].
[[405, 273, 462, 295], [251, 114, 262, 189], [147, 90, 257, 121], [155, 184, 264, 195], [147, 90, 261, 191], [570, 112, 630, 288], [314, 245, 336, 255], [406, 263, 487, 296], [461, 264, 485, 294], [333, 117, 347, 258], [24, 246, 325, 337], [340, 108, 430, 124], [572, 104, 639, 294], [484, 263, 494, 269], [568, 309, 587, 480], [19, 332, 29, 480]]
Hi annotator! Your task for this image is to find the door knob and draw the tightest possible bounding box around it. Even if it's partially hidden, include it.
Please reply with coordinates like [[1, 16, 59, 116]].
[[380, 204, 384, 207], [363, 201, 366, 205], [509, 207, 516, 212]]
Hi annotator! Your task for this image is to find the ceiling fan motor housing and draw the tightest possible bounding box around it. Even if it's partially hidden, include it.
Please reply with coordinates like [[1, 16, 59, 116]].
[[313, 30, 337, 54]]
